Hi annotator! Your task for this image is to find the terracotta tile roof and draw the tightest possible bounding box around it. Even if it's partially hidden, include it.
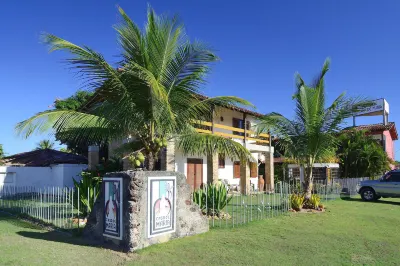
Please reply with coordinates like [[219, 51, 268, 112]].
[[4, 149, 88, 167], [342, 122, 398, 140]]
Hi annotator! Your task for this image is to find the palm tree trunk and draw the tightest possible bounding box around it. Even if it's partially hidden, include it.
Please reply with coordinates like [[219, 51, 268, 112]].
[[304, 164, 313, 199]]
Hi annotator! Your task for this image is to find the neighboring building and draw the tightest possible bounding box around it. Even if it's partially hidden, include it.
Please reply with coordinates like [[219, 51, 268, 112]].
[[1, 149, 87, 188], [287, 163, 340, 182], [342, 122, 398, 162]]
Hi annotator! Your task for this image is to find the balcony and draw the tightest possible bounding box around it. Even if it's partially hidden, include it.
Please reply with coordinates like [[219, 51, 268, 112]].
[[192, 120, 270, 146]]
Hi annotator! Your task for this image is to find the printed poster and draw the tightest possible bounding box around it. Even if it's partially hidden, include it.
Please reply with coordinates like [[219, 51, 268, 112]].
[[148, 176, 176, 238], [103, 177, 123, 240]]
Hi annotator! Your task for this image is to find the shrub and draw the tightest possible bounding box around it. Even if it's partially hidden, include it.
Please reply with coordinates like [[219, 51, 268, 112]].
[[309, 194, 321, 209], [72, 172, 102, 217], [289, 193, 305, 211], [303, 194, 321, 209], [193, 183, 233, 215]]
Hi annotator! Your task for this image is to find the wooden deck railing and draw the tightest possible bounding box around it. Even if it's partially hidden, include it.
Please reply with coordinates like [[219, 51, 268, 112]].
[[192, 120, 270, 145]]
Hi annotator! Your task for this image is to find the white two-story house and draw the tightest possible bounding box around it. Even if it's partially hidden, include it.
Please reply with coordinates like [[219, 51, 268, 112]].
[[100, 97, 275, 194], [158, 99, 275, 194]]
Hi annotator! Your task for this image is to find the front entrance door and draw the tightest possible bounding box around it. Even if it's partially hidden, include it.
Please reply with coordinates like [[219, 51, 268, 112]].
[[187, 159, 203, 191]]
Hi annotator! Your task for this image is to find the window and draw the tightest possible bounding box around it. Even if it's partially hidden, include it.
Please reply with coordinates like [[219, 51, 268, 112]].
[[232, 118, 251, 136], [218, 154, 225, 168], [385, 172, 400, 182], [232, 118, 245, 136]]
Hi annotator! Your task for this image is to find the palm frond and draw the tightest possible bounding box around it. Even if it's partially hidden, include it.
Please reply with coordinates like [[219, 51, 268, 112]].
[[15, 110, 119, 143], [176, 132, 255, 162]]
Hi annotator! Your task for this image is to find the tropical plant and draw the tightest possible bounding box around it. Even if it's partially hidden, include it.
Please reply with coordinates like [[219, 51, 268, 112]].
[[35, 139, 55, 150], [304, 194, 321, 209], [53, 90, 101, 156], [72, 172, 102, 217], [289, 193, 305, 211], [16, 6, 255, 171], [256, 59, 370, 198], [193, 183, 233, 216], [337, 130, 391, 178], [0, 144, 4, 165], [53, 90, 94, 110], [59, 147, 71, 153]]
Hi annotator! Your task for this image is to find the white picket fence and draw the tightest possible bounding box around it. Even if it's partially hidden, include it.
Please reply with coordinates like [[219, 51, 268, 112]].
[[0, 186, 91, 229]]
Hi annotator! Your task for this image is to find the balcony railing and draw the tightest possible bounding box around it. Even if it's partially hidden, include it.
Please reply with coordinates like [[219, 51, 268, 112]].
[[193, 120, 270, 145]]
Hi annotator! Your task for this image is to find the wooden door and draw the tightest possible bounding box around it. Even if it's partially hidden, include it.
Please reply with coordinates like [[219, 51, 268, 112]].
[[187, 159, 203, 191], [233, 161, 241, 178]]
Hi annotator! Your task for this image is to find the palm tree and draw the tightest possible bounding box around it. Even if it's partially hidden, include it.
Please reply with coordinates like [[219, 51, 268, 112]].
[[256, 59, 370, 198], [337, 130, 391, 178], [36, 140, 55, 150], [17, 6, 255, 170], [0, 144, 4, 165]]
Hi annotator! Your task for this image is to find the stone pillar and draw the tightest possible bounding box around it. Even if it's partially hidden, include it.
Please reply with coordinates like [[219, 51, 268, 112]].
[[207, 153, 219, 184], [240, 159, 250, 195], [264, 151, 274, 192], [160, 139, 175, 171], [123, 157, 132, 171], [88, 145, 99, 171]]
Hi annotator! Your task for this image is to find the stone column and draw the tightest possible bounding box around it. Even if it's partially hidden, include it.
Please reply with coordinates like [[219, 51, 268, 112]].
[[160, 139, 175, 171], [240, 159, 250, 195], [122, 157, 132, 171], [88, 145, 99, 171], [207, 153, 219, 184], [264, 151, 274, 192]]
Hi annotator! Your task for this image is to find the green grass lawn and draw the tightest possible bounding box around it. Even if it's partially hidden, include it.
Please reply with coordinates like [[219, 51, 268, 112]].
[[1, 197, 400, 265]]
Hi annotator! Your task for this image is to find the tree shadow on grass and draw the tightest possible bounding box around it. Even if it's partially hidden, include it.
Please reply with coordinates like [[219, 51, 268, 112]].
[[17, 230, 94, 246], [0, 212, 40, 230], [340, 196, 400, 206], [16, 230, 126, 252]]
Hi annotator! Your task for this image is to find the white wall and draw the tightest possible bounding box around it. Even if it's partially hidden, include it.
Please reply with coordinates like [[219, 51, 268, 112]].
[[0, 164, 87, 188]]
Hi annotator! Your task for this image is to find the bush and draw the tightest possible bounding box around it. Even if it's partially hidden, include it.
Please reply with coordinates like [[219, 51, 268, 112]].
[[303, 194, 321, 209], [193, 183, 232, 215], [289, 193, 305, 211], [72, 172, 102, 217]]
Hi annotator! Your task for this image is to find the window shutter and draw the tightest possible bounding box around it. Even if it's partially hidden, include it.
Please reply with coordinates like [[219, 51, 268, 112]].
[[233, 161, 240, 178]]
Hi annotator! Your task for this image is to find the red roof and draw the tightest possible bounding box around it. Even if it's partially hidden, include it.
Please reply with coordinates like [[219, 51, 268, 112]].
[[343, 122, 398, 140]]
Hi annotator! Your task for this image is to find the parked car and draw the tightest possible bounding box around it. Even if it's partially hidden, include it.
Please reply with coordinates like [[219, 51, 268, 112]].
[[357, 170, 400, 201]]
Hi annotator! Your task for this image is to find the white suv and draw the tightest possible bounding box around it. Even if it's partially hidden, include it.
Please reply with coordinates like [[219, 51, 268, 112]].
[[357, 170, 400, 201]]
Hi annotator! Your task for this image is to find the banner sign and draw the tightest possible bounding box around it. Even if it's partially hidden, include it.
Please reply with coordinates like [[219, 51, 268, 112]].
[[103, 177, 123, 240], [148, 176, 176, 238], [353, 98, 389, 117]]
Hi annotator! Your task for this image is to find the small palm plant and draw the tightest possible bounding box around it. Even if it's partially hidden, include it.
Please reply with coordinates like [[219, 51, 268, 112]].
[[72, 172, 102, 217], [193, 183, 233, 216]]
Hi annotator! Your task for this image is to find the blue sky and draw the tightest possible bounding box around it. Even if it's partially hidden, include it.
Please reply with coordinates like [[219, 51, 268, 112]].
[[1, 0, 400, 157]]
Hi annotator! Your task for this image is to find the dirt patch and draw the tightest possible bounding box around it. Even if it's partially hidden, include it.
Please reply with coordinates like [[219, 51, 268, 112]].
[[289, 208, 325, 214]]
